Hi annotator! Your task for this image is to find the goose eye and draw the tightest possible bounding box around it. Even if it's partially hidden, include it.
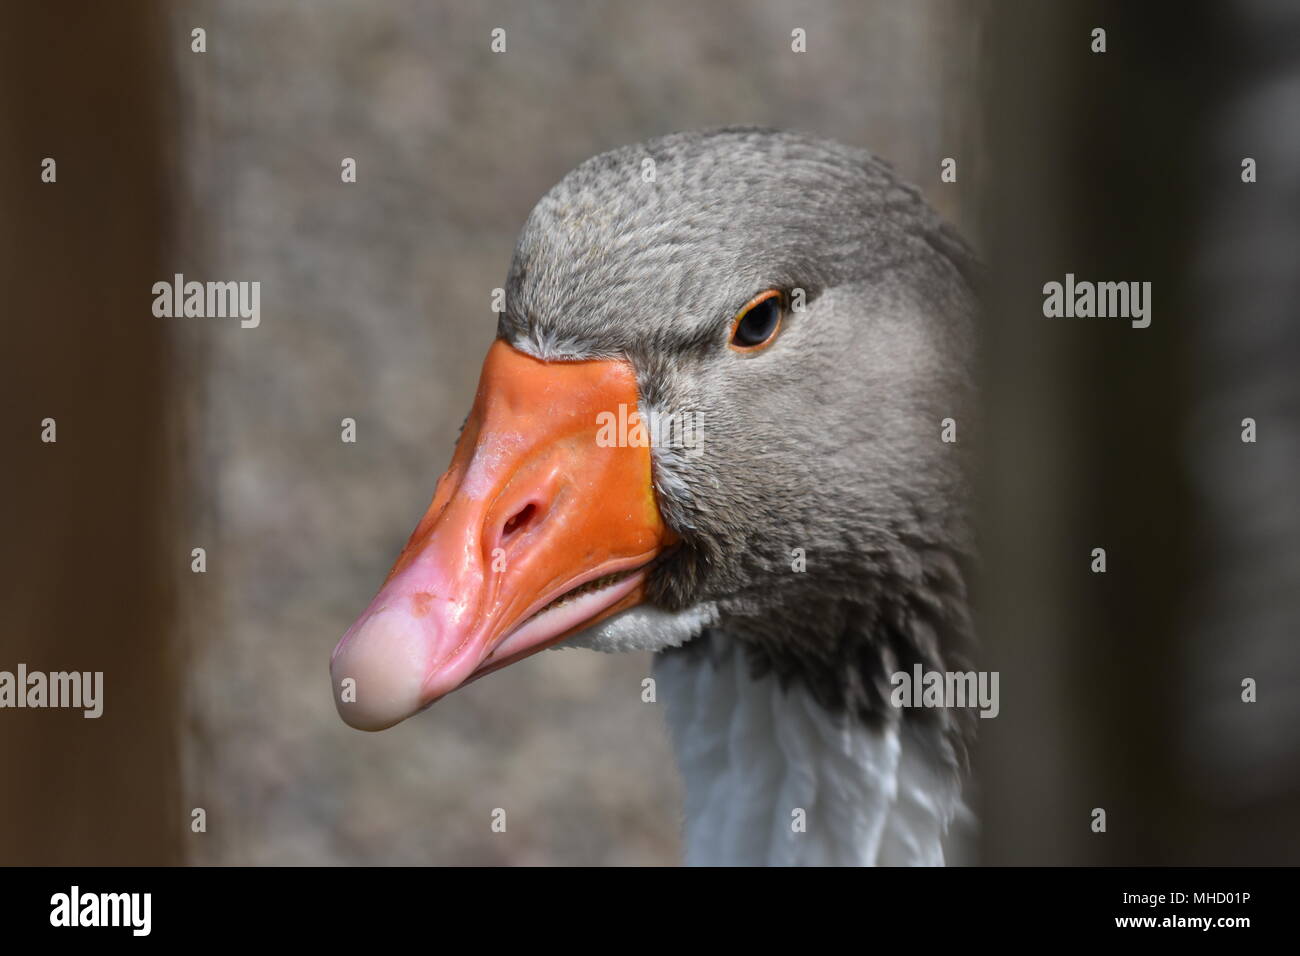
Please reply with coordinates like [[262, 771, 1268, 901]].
[[729, 290, 784, 351]]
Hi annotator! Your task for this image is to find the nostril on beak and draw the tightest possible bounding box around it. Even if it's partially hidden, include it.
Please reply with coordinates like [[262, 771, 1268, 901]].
[[501, 503, 537, 542]]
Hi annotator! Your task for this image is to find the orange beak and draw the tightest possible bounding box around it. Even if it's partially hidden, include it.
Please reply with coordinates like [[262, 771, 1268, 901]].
[[330, 340, 675, 730]]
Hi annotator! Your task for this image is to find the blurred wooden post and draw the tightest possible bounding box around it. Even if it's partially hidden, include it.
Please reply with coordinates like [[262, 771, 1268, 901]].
[[979, 0, 1201, 867], [979, 0, 1300, 864], [0, 4, 181, 864]]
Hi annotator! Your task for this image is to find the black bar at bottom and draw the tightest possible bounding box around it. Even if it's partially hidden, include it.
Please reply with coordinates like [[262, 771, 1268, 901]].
[[0, 865, 1282, 941]]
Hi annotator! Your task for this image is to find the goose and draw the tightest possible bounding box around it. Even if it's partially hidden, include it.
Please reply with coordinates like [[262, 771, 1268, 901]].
[[330, 128, 981, 866]]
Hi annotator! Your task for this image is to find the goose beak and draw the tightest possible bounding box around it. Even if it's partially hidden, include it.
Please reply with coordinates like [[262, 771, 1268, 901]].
[[330, 339, 674, 731]]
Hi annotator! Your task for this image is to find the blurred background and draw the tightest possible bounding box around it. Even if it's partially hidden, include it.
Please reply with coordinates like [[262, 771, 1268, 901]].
[[1, 0, 1296, 865]]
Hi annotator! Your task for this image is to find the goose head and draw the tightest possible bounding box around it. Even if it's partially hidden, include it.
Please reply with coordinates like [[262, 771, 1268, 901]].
[[330, 128, 979, 753]]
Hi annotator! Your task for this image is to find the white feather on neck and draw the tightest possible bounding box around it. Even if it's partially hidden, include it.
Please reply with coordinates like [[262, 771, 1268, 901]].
[[653, 631, 971, 866]]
